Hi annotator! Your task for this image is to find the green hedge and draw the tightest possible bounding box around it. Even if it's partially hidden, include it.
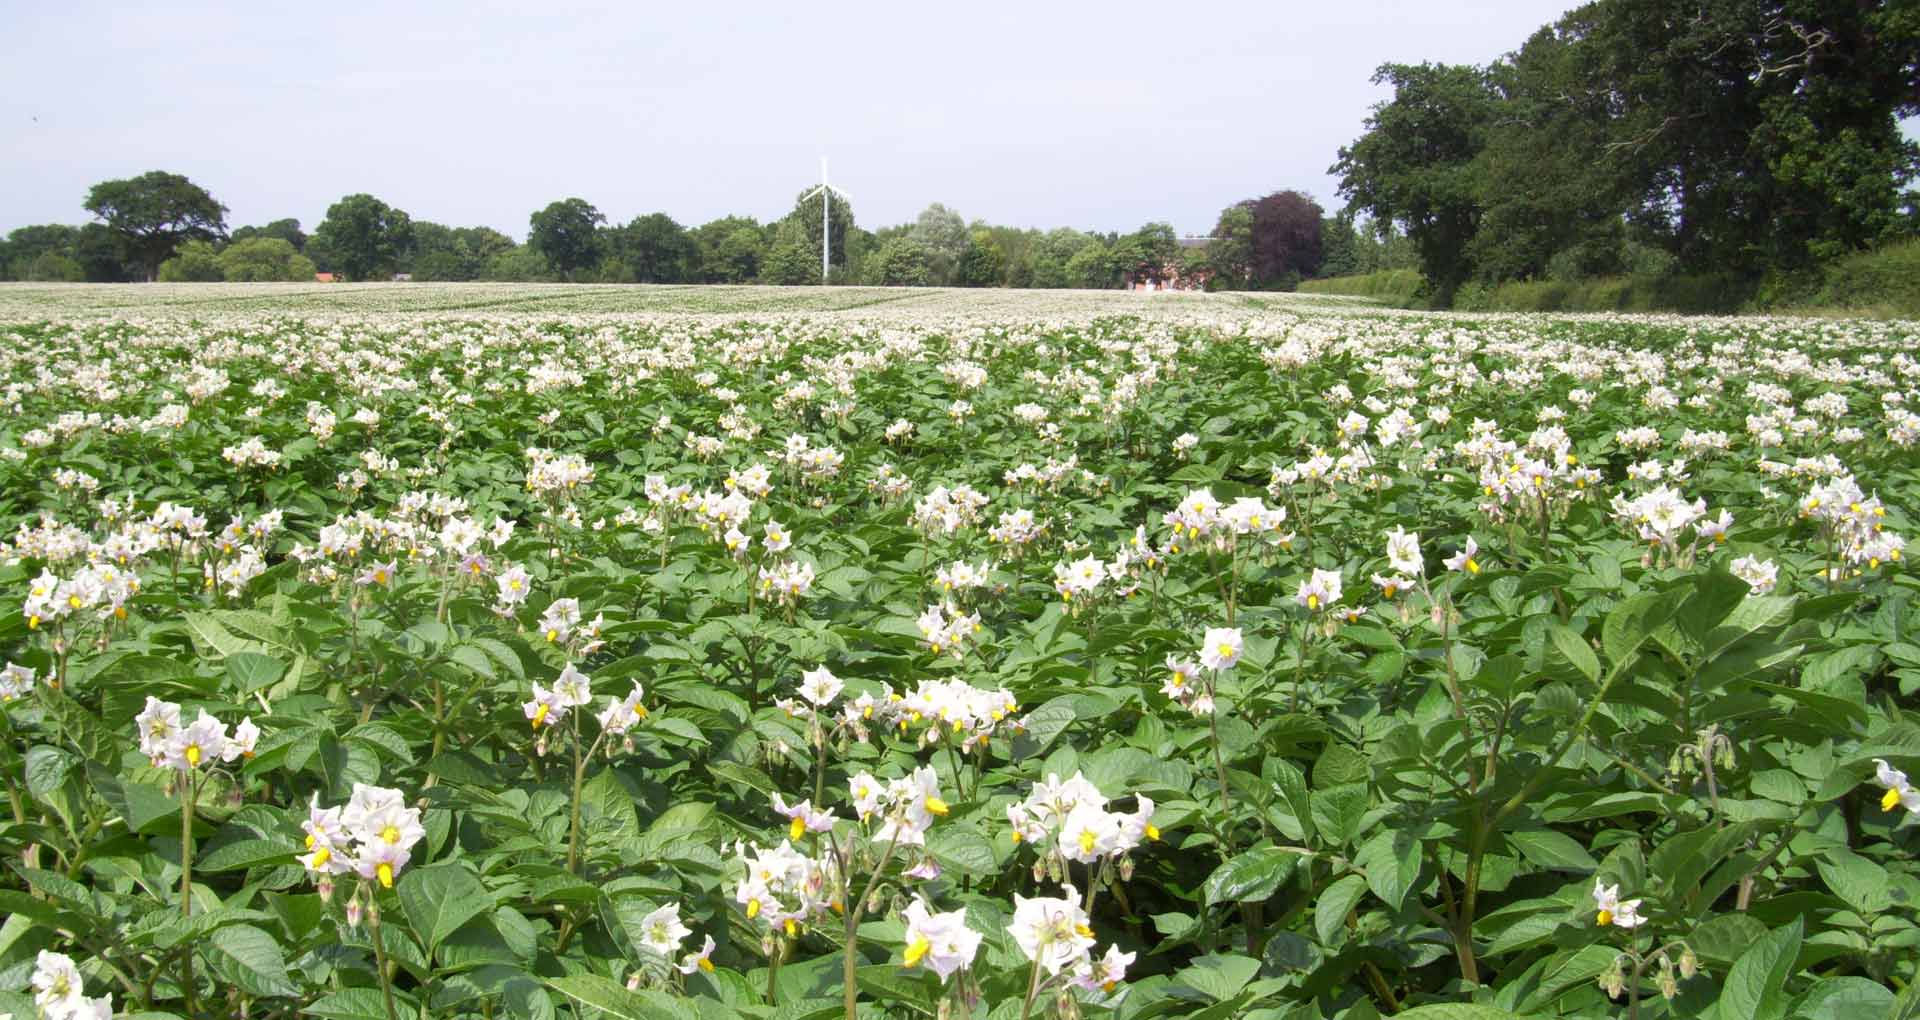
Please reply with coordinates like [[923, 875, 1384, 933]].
[[1303, 240, 1920, 318], [1298, 269, 1425, 305]]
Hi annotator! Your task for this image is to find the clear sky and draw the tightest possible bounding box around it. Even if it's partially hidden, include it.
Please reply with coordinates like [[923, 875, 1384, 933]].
[[3, 1, 1626, 240]]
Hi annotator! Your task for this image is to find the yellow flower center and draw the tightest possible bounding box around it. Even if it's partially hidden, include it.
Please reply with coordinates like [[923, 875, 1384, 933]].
[[381, 824, 400, 844], [789, 816, 807, 841], [1079, 829, 1098, 854], [185, 744, 202, 767], [924, 796, 950, 816], [1884, 787, 1903, 812], [532, 703, 551, 728], [746, 898, 761, 919], [377, 862, 395, 888], [1596, 909, 1612, 926], [1307, 594, 1319, 610], [904, 935, 931, 968]]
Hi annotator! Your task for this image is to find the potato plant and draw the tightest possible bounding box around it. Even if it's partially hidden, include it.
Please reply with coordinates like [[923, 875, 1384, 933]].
[[0, 297, 1917, 1020]]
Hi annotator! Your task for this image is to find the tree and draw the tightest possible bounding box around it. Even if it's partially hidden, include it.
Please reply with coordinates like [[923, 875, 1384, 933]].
[[311, 194, 413, 281], [760, 234, 818, 286], [910, 204, 969, 285], [781, 187, 856, 281], [1207, 206, 1256, 287], [1065, 241, 1118, 288], [1575, 0, 1919, 273], [73, 224, 136, 282], [1333, 62, 1496, 303], [3, 225, 76, 281], [529, 198, 606, 280], [83, 171, 227, 281], [230, 218, 307, 252], [956, 231, 1005, 287], [26, 253, 84, 282], [481, 247, 554, 282], [1030, 229, 1096, 288], [1245, 191, 1325, 285], [218, 237, 316, 282], [608, 213, 697, 283], [870, 237, 933, 286], [689, 217, 765, 283], [156, 240, 225, 282]]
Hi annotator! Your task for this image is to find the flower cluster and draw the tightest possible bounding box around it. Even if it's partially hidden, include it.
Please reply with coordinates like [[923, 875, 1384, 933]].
[[133, 697, 259, 770], [1006, 771, 1157, 867], [299, 783, 425, 890]]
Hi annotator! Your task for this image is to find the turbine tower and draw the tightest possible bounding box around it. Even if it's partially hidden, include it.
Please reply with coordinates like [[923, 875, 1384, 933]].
[[800, 157, 849, 286]]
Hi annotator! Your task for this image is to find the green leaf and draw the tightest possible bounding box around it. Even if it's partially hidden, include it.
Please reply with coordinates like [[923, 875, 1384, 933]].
[[927, 822, 998, 877], [398, 862, 492, 953], [1602, 590, 1684, 674], [1716, 917, 1803, 1020], [1816, 848, 1890, 914], [1505, 829, 1599, 872], [195, 839, 301, 872], [1172, 954, 1261, 1001], [1309, 783, 1368, 847], [304, 989, 397, 1020], [1202, 846, 1300, 906], [225, 651, 286, 693], [1315, 874, 1368, 946], [205, 923, 301, 998], [1548, 623, 1599, 686], [545, 974, 690, 1020], [24, 744, 76, 800], [1355, 828, 1422, 910], [1793, 977, 1892, 1020]]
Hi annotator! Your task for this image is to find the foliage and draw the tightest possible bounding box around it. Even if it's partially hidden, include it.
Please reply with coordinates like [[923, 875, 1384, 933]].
[[1332, 62, 1495, 305], [1332, 0, 1920, 303], [781, 185, 856, 280], [311, 195, 414, 282], [230, 219, 308, 253], [605, 213, 697, 284], [82, 170, 229, 282], [1, 291, 1915, 1020], [869, 236, 933, 286], [156, 240, 227, 282], [218, 237, 317, 282], [911, 203, 970, 286], [529, 199, 609, 281], [759, 236, 819, 286]]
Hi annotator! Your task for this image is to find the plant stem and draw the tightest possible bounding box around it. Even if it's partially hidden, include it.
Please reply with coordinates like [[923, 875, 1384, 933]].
[[180, 769, 196, 1015], [368, 902, 400, 1020], [1017, 957, 1044, 1020], [840, 817, 907, 1020]]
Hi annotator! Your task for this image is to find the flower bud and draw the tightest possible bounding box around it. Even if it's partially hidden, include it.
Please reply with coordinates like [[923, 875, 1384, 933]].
[[316, 877, 334, 904], [345, 901, 363, 929], [1678, 947, 1699, 979]]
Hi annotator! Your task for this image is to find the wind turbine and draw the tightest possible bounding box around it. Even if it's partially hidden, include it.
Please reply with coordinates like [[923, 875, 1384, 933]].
[[800, 157, 849, 285]]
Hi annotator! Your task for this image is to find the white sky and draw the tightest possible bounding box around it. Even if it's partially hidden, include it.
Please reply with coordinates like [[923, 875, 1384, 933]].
[[0, 1, 1780, 240]]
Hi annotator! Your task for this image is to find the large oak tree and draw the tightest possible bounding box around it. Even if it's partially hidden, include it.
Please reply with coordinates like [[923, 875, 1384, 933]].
[[83, 171, 227, 282]]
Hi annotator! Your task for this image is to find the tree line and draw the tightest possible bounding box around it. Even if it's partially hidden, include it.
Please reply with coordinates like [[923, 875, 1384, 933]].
[[1332, 0, 1920, 304], [1, 171, 1411, 290]]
